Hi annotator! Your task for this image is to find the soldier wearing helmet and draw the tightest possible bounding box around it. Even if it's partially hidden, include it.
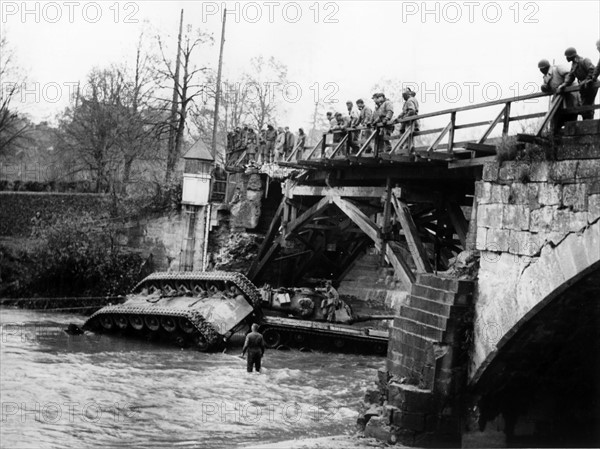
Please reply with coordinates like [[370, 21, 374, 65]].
[[371, 93, 394, 153], [538, 58, 579, 128], [557, 47, 598, 120], [396, 88, 421, 132], [591, 39, 600, 86]]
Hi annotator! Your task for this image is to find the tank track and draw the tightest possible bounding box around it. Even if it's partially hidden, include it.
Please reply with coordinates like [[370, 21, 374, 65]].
[[258, 319, 388, 355], [85, 305, 221, 347], [134, 271, 261, 307]]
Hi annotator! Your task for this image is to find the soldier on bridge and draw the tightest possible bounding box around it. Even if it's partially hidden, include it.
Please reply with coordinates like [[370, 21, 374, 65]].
[[371, 93, 394, 153], [557, 47, 598, 120], [538, 58, 579, 129]]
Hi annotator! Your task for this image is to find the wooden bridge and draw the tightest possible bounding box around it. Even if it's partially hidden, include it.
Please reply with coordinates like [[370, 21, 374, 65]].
[[237, 83, 600, 291], [227, 82, 599, 172]]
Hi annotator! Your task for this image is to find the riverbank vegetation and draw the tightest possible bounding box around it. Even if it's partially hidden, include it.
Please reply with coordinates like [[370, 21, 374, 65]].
[[0, 212, 150, 298]]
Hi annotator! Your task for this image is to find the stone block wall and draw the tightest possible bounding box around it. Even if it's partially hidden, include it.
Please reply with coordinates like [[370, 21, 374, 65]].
[[121, 207, 216, 272], [229, 172, 264, 231], [338, 249, 408, 314], [472, 131, 600, 381], [476, 159, 600, 258], [358, 274, 474, 446]]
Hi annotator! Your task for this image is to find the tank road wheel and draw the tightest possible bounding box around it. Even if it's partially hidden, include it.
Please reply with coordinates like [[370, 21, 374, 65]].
[[178, 317, 196, 334], [160, 316, 177, 332], [114, 315, 128, 330], [177, 282, 191, 295], [129, 315, 144, 331], [99, 315, 114, 330], [144, 315, 160, 332], [333, 338, 346, 350], [263, 328, 282, 349], [193, 334, 211, 352], [292, 333, 306, 345], [162, 283, 176, 295], [372, 342, 387, 355]]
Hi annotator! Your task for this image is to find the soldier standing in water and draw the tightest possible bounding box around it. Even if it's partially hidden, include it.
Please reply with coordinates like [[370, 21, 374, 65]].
[[241, 324, 266, 373]]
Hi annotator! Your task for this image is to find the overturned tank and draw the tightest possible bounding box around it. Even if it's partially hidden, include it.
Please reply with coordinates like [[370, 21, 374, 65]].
[[83, 271, 260, 351], [257, 285, 392, 354]]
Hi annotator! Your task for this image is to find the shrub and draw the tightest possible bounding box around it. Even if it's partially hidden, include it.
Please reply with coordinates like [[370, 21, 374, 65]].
[[2, 212, 147, 297], [496, 136, 520, 163]]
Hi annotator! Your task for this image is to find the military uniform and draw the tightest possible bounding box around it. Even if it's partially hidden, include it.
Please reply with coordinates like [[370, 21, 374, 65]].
[[245, 129, 257, 160], [242, 330, 266, 372], [372, 100, 394, 152], [400, 96, 420, 133], [265, 128, 277, 163], [564, 56, 597, 120], [542, 65, 579, 126]]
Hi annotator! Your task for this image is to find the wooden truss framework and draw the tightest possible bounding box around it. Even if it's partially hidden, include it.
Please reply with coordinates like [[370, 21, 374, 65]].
[[247, 181, 472, 289]]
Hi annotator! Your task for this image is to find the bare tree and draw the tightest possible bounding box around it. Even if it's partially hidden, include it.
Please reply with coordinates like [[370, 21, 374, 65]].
[[58, 68, 127, 192], [0, 34, 30, 157], [244, 56, 288, 130], [156, 25, 213, 182], [189, 75, 248, 165], [119, 34, 164, 193], [307, 101, 331, 146]]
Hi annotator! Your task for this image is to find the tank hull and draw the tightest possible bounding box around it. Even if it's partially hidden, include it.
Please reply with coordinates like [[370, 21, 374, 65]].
[[83, 271, 259, 351], [258, 315, 389, 355]]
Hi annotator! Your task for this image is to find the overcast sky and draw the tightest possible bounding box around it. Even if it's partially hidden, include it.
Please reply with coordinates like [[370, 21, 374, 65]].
[[2, 0, 600, 135]]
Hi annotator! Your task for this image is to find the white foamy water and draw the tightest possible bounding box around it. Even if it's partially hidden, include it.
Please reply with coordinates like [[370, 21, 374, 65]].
[[0, 308, 384, 448]]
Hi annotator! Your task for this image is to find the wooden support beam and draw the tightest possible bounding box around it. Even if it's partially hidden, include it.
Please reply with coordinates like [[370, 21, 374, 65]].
[[335, 239, 369, 285], [288, 200, 298, 224], [477, 105, 506, 144], [392, 187, 438, 204], [502, 102, 511, 137], [385, 244, 416, 288], [289, 185, 386, 198], [331, 196, 380, 243], [392, 195, 433, 273], [448, 155, 496, 168], [328, 134, 349, 159], [426, 120, 452, 155], [445, 200, 469, 247], [389, 127, 412, 155], [256, 199, 284, 260], [355, 129, 377, 157], [247, 240, 281, 281], [448, 111, 456, 156], [464, 142, 497, 154], [273, 249, 313, 263], [286, 196, 332, 236], [285, 141, 303, 162], [380, 178, 393, 266], [534, 95, 562, 137], [333, 195, 415, 289], [302, 136, 323, 161]]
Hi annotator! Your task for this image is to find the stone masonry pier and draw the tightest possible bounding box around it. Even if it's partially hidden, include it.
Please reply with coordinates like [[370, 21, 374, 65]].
[[359, 119, 600, 447]]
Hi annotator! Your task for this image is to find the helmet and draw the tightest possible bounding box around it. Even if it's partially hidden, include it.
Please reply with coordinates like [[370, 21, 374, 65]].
[[564, 47, 577, 58], [537, 59, 550, 69]]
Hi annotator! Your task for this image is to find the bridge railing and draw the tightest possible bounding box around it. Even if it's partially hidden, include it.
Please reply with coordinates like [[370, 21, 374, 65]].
[[294, 81, 600, 164]]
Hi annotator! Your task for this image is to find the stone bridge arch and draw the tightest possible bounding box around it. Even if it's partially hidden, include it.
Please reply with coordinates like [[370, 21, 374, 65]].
[[471, 219, 600, 384], [467, 218, 600, 446]]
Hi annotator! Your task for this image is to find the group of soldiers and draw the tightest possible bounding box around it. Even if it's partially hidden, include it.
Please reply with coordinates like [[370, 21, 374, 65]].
[[226, 124, 307, 165], [538, 41, 600, 127], [325, 89, 420, 154], [228, 40, 600, 166]]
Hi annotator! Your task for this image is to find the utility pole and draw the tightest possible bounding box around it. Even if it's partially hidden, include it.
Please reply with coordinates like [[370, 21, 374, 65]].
[[211, 8, 227, 160], [166, 9, 184, 182], [310, 101, 319, 145]]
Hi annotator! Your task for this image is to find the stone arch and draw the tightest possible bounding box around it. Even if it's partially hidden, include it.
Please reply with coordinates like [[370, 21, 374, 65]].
[[471, 219, 600, 384]]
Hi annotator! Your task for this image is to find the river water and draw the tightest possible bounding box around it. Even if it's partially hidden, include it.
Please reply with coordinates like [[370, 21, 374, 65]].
[[0, 308, 384, 448]]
